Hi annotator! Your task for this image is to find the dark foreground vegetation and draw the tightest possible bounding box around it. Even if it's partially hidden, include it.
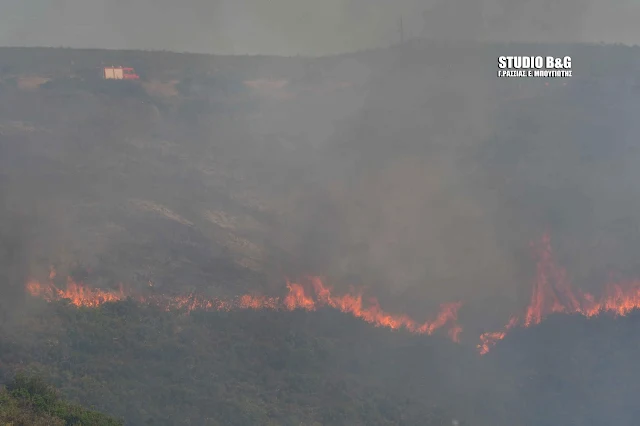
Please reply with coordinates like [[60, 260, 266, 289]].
[[2, 299, 640, 426], [0, 373, 122, 425], [2, 299, 470, 426]]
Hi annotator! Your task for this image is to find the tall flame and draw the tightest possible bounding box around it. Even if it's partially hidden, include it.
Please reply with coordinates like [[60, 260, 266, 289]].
[[31, 231, 640, 356], [26, 274, 462, 341], [478, 232, 640, 354]]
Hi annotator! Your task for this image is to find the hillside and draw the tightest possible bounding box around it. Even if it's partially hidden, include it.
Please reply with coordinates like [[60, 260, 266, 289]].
[[4, 295, 640, 426], [2, 42, 638, 302], [0, 373, 122, 425], [1, 41, 640, 425]]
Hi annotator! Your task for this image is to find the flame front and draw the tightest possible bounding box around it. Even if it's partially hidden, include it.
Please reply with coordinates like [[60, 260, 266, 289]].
[[294, 277, 463, 337], [32, 232, 640, 356], [478, 232, 640, 354], [26, 275, 462, 340], [27, 277, 129, 307]]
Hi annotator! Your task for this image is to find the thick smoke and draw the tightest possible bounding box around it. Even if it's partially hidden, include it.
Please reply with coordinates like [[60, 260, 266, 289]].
[[0, 0, 638, 330], [282, 46, 526, 320]]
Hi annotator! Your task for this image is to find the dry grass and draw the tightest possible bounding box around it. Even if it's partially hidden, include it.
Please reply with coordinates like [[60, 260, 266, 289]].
[[17, 76, 51, 90], [129, 199, 194, 226], [203, 210, 238, 230], [225, 233, 264, 271], [243, 79, 295, 100], [0, 120, 38, 134], [142, 79, 179, 97]]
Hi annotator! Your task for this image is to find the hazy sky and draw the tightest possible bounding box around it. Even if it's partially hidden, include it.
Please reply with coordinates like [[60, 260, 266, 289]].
[[0, 0, 638, 55]]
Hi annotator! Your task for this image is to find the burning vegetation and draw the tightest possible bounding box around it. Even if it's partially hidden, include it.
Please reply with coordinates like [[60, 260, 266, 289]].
[[26, 272, 463, 341], [27, 232, 640, 355], [479, 232, 640, 354]]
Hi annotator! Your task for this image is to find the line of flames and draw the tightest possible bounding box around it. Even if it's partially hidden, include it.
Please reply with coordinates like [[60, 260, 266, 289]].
[[27, 233, 640, 355], [26, 274, 463, 342], [478, 232, 640, 354]]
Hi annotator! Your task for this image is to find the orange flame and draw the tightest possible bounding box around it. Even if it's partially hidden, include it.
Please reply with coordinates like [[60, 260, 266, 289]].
[[478, 232, 640, 354], [26, 275, 462, 340], [27, 277, 128, 307], [39, 231, 640, 356], [477, 316, 518, 355], [294, 277, 463, 336]]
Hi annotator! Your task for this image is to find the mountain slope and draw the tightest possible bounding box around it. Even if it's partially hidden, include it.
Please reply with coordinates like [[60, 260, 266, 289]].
[[0, 373, 122, 425], [2, 42, 640, 425]]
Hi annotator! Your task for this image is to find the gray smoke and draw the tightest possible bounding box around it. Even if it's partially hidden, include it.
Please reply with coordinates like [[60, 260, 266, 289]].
[[0, 0, 637, 55], [0, 175, 31, 322], [0, 0, 637, 331], [281, 46, 524, 319]]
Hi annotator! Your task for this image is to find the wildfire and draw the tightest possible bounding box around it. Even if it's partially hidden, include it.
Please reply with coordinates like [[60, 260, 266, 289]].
[[30, 231, 640, 355], [26, 274, 462, 340], [477, 316, 518, 355], [26, 277, 129, 308], [286, 277, 463, 340], [478, 232, 640, 354]]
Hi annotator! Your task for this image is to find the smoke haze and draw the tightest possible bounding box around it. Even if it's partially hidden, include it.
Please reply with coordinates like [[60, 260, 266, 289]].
[[0, 0, 638, 55], [2, 0, 640, 423], [0, 0, 639, 339]]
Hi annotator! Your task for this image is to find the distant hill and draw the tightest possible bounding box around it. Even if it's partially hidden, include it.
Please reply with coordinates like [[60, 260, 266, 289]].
[[1, 41, 638, 81]]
